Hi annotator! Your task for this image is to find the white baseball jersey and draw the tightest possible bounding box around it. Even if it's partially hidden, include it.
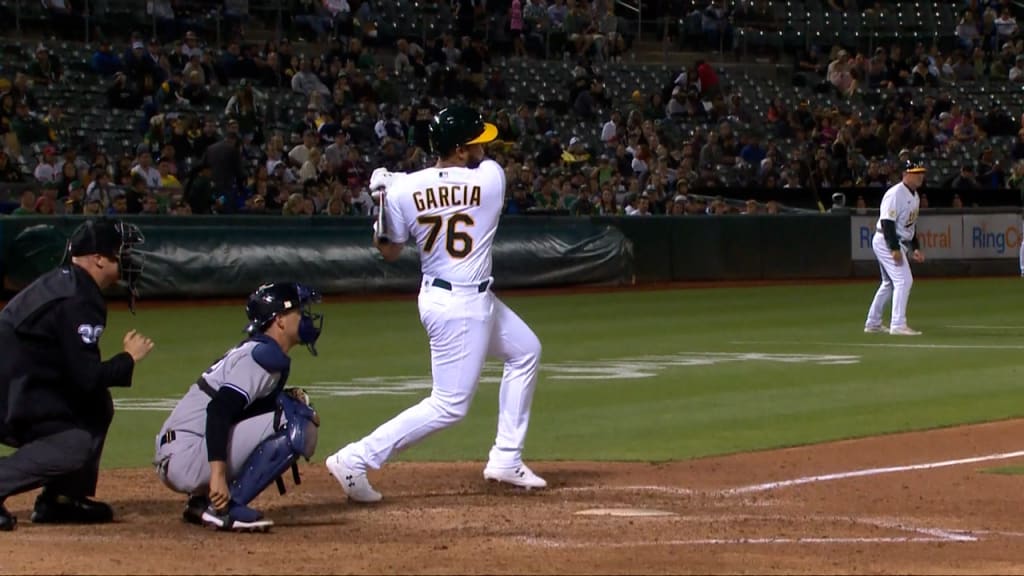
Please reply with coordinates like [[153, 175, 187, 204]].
[[876, 182, 920, 243], [383, 159, 506, 283]]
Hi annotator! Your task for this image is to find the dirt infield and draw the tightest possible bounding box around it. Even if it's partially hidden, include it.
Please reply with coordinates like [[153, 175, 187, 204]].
[[3, 421, 1024, 574]]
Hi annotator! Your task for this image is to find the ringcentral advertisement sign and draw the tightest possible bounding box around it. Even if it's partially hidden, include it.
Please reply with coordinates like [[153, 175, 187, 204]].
[[850, 214, 1020, 260]]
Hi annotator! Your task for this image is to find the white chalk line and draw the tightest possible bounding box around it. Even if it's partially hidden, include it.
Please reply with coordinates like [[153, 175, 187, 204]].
[[721, 450, 1024, 495], [517, 536, 962, 548], [556, 450, 1024, 498], [557, 485, 697, 496], [732, 340, 1024, 350], [946, 325, 1021, 330], [573, 512, 977, 541]]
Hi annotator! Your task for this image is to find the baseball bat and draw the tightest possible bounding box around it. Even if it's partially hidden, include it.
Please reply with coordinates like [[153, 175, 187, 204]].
[[375, 190, 390, 244]]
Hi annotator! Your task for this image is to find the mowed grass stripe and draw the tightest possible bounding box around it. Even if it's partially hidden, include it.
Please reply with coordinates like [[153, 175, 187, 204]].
[[5, 277, 1022, 468]]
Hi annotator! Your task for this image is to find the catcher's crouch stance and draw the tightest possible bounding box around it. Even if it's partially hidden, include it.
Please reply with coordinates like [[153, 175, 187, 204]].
[[153, 282, 324, 531]]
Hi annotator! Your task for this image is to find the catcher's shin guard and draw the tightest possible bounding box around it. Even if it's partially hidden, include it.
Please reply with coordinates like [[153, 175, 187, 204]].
[[229, 394, 319, 506]]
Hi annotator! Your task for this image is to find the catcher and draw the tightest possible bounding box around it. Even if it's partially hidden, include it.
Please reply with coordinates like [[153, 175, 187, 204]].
[[153, 282, 324, 532]]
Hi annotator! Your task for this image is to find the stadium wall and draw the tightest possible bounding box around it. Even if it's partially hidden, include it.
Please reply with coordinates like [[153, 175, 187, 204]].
[[0, 213, 1018, 298]]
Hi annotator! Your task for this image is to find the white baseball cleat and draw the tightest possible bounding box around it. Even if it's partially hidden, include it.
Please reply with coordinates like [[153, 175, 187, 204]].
[[890, 326, 922, 336], [325, 452, 382, 503], [864, 324, 889, 333], [483, 463, 548, 489]]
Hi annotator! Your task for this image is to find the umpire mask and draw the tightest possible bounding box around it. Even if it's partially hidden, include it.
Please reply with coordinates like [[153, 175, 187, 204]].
[[296, 284, 324, 356], [67, 218, 146, 313]]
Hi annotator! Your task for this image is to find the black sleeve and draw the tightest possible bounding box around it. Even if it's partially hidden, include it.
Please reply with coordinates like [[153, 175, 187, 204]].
[[56, 298, 135, 393], [910, 232, 920, 251], [205, 386, 248, 462], [880, 219, 901, 251]]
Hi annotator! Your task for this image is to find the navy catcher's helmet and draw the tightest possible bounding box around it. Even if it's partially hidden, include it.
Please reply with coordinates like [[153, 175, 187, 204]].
[[245, 282, 324, 355], [428, 105, 498, 157]]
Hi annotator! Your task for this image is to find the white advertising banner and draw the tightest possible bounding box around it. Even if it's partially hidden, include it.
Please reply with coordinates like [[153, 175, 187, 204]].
[[961, 214, 1022, 259], [850, 215, 963, 260]]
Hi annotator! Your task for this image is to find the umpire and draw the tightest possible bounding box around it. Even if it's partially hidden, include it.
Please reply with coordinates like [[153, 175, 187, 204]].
[[0, 218, 154, 531]]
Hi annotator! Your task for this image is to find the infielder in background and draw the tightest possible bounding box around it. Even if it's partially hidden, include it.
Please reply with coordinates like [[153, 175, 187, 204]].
[[326, 105, 545, 502], [154, 282, 323, 532], [865, 159, 927, 336]]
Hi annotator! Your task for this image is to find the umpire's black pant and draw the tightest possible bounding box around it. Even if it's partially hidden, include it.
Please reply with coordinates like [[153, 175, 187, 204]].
[[0, 408, 113, 501]]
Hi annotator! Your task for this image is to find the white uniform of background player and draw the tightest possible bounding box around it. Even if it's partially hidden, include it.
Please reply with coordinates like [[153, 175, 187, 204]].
[[865, 161, 927, 336], [326, 106, 545, 501]]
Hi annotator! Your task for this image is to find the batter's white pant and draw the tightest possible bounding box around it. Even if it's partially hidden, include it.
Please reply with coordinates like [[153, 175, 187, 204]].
[[865, 232, 914, 330], [341, 276, 542, 471], [154, 412, 279, 495]]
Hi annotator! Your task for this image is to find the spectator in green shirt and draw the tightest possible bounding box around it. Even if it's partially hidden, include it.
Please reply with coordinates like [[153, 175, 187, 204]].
[[10, 190, 36, 215]]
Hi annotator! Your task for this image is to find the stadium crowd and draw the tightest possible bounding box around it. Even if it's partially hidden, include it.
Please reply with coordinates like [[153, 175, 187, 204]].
[[0, 0, 1022, 218]]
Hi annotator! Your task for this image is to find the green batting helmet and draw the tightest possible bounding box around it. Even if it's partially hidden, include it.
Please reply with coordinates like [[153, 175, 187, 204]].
[[428, 105, 498, 157]]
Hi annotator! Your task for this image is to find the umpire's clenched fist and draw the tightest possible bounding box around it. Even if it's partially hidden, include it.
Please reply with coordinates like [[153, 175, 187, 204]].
[[123, 329, 154, 363]]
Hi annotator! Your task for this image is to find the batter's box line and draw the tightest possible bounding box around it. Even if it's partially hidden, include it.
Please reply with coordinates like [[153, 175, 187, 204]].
[[570, 510, 985, 543], [857, 517, 979, 542], [516, 536, 964, 548], [559, 450, 1024, 499]]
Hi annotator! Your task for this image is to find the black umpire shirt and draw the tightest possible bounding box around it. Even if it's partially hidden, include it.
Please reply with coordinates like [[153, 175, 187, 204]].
[[0, 265, 135, 442]]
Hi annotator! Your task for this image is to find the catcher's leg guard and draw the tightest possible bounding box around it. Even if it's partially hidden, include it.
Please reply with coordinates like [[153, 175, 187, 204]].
[[229, 394, 319, 506]]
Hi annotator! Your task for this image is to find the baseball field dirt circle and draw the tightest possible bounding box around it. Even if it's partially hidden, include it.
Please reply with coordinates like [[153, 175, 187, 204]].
[[3, 420, 1024, 574]]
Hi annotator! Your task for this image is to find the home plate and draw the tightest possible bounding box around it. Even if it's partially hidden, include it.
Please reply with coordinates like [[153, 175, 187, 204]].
[[576, 508, 677, 517]]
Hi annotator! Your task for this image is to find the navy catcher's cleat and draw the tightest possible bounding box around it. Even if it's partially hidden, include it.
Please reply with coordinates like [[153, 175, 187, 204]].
[[201, 502, 273, 532]]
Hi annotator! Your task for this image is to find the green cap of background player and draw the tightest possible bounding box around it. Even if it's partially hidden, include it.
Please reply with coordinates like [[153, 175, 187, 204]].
[[428, 105, 498, 158], [903, 158, 927, 174]]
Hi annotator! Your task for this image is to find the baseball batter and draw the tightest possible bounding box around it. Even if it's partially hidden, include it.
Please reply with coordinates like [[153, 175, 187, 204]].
[[154, 283, 323, 531], [864, 159, 927, 336], [326, 105, 545, 502]]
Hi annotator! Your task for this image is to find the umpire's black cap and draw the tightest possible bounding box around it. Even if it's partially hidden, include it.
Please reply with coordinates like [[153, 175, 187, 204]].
[[904, 158, 927, 173], [69, 218, 129, 258]]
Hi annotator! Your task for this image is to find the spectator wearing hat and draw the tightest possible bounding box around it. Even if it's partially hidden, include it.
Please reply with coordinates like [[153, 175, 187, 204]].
[[11, 102, 48, 146], [28, 45, 62, 87], [106, 73, 142, 110], [90, 40, 122, 77], [65, 180, 85, 214], [34, 146, 61, 184], [561, 136, 591, 165]]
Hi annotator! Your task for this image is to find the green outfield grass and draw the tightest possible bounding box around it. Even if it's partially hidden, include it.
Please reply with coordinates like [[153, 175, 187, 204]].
[[10, 277, 1024, 469], [982, 466, 1024, 475]]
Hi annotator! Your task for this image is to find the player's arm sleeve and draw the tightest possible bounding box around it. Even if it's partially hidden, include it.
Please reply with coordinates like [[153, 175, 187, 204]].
[[56, 299, 135, 392], [385, 187, 410, 244], [877, 194, 901, 250], [205, 386, 247, 462], [910, 231, 920, 251], [880, 220, 900, 250], [480, 159, 507, 205], [205, 342, 286, 461]]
